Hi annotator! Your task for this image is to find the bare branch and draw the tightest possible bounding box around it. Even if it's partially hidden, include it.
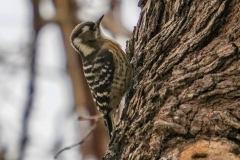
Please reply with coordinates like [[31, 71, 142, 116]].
[[78, 115, 103, 121], [54, 115, 102, 159]]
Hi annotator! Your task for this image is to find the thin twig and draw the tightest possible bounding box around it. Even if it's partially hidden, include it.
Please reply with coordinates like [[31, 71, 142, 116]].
[[77, 115, 103, 121], [54, 116, 101, 159]]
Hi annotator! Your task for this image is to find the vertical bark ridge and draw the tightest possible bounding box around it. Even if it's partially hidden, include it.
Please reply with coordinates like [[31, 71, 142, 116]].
[[104, 0, 240, 159]]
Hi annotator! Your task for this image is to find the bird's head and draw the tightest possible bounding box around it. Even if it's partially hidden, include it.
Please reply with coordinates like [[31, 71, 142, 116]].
[[70, 15, 104, 55]]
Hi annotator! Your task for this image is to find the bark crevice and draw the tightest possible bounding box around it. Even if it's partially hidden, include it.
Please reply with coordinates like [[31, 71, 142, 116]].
[[104, 0, 240, 159]]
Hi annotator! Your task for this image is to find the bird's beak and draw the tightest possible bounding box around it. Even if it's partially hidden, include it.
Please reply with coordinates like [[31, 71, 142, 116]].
[[95, 15, 104, 28]]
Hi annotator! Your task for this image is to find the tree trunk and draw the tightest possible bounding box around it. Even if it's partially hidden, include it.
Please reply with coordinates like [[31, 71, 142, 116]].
[[104, 0, 240, 159]]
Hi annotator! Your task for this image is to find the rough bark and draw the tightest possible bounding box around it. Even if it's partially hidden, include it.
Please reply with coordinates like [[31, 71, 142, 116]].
[[104, 0, 240, 159]]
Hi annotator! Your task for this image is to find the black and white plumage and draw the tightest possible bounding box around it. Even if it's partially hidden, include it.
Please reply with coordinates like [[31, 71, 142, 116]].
[[70, 15, 132, 137]]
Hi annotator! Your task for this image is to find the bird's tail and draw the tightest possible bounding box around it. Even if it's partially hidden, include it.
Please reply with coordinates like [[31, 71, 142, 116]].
[[103, 110, 115, 138]]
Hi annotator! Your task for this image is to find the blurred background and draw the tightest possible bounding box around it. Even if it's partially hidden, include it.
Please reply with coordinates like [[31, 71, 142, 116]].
[[0, 0, 140, 160]]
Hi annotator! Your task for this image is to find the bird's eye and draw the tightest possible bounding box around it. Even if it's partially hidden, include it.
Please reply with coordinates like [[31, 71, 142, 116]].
[[89, 26, 94, 31]]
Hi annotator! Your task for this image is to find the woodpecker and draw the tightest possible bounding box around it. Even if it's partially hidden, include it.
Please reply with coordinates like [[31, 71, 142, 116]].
[[70, 15, 132, 137]]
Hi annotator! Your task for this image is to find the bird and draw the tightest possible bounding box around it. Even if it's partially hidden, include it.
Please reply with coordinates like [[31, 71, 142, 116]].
[[70, 15, 132, 138]]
